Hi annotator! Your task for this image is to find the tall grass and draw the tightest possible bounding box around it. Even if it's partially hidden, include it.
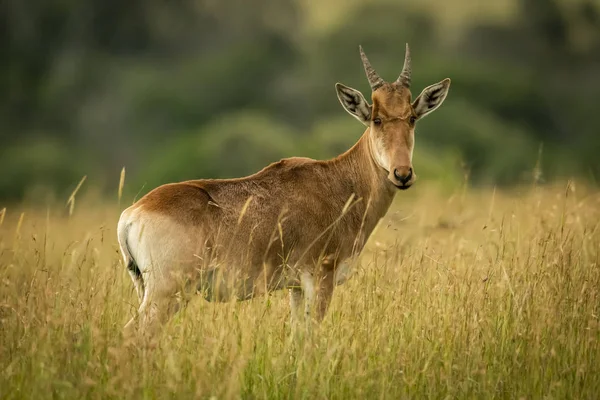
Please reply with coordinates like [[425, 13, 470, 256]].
[[1, 182, 599, 399]]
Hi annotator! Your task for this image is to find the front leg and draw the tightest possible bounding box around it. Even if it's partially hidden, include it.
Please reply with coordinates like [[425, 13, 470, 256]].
[[289, 286, 304, 326], [316, 266, 335, 322], [334, 260, 354, 286], [300, 271, 316, 322], [288, 271, 316, 330], [291, 265, 334, 325]]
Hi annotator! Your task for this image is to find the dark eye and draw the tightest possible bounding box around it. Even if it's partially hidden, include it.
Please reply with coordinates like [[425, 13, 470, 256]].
[[373, 117, 382, 125], [409, 116, 417, 125]]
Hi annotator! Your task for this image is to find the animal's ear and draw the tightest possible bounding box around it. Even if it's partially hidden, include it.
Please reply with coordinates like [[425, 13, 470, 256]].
[[412, 78, 451, 120], [335, 83, 372, 126]]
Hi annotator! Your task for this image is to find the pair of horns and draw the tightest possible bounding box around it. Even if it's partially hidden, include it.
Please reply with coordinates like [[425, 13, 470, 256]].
[[359, 44, 411, 91]]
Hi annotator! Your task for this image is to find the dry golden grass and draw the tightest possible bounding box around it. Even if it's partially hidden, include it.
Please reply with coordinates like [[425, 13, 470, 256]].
[[1, 182, 599, 399]]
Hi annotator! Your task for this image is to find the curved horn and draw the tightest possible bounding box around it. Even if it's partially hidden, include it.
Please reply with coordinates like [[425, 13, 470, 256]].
[[359, 45, 385, 91], [396, 43, 411, 88]]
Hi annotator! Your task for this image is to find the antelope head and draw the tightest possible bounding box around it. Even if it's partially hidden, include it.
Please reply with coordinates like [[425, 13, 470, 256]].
[[336, 44, 451, 190]]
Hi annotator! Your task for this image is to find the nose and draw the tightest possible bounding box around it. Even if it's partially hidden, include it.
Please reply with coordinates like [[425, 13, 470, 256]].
[[394, 167, 413, 185]]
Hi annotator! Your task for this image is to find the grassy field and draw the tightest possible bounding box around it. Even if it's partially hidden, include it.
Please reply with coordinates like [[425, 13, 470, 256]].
[[1, 181, 599, 399]]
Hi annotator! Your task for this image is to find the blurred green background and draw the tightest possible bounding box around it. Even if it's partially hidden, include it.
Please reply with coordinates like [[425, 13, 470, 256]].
[[1, 0, 599, 202]]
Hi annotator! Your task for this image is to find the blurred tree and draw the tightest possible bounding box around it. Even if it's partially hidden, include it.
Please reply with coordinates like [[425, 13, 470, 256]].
[[0, 0, 299, 142], [0, 0, 599, 200], [137, 111, 300, 192], [456, 0, 600, 181], [0, 0, 301, 199]]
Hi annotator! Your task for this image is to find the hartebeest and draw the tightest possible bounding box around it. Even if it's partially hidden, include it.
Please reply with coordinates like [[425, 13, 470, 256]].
[[117, 44, 450, 333]]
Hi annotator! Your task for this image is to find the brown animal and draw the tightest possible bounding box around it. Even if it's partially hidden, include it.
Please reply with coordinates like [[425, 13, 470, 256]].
[[117, 44, 451, 333]]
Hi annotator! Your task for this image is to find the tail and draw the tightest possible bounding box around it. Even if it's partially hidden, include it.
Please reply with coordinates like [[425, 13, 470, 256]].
[[118, 217, 145, 302], [126, 253, 144, 298]]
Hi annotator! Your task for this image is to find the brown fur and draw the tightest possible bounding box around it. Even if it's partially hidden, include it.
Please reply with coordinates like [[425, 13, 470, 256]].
[[117, 45, 450, 333], [137, 132, 395, 278], [119, 130, 398, 332]]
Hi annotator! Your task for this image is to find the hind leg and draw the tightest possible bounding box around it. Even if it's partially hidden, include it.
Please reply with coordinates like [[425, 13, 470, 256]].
[[289, 286, 304, 328], [127, 268, 144, 302], [139, 291, 181, 335], [124, 272, 192, 337], [122, 258, 145, 336]]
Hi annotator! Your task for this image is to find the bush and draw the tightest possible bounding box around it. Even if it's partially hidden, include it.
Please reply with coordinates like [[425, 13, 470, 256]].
[[0, 138, 93, 203], [417, 98, 540, 185], [137, 111, 300, 191]]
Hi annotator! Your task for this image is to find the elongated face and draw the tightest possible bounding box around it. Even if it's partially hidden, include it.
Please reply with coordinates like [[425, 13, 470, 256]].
[[368, 84, 416, 189], [335, 44, 451, 189]]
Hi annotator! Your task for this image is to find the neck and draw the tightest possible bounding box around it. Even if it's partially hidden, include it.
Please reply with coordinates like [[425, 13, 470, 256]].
[[329, 129, 396, 224]]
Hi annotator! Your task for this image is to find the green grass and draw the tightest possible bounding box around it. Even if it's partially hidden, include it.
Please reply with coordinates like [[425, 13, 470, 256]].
[[1, 182, 599, 399]]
